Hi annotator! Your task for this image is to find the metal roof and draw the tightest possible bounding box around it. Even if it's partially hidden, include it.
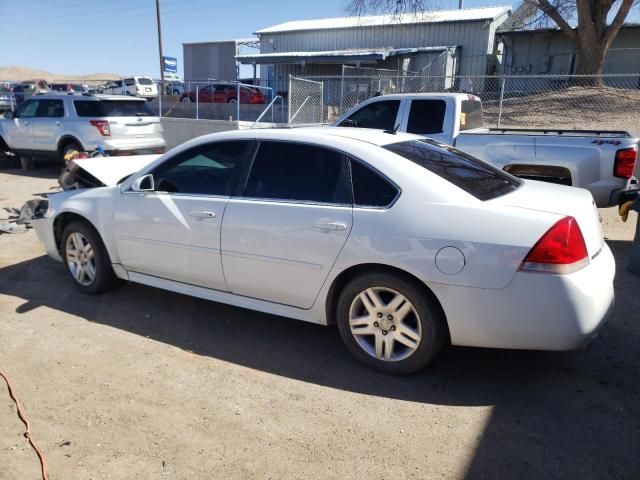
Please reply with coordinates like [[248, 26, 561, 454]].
[[255, 6, 511, 34], [236, 46, 457, 64]]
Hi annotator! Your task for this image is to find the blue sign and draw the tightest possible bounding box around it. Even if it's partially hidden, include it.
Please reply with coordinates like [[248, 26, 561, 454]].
[[163, 56, 177, 73]]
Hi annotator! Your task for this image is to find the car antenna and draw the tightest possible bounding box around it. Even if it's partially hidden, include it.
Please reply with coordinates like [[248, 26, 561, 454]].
[[384, 123, 400, 135]]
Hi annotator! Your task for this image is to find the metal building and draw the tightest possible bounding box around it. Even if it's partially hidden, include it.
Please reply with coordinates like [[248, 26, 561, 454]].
[[236, 6, 511, 92], [183, 38, 259, 82], [498, 24, 640, 75]]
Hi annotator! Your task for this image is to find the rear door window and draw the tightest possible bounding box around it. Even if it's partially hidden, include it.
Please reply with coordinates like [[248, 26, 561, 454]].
[[460, 100, 483, 130], [138, 77, 154, 86], [74, 100, 155, 117], [244, 142, 350, 204], [36, 99, 64, 117], [406, 100, 446, 135], [384, 140, 521, 200], [338, 100, 400, 130]]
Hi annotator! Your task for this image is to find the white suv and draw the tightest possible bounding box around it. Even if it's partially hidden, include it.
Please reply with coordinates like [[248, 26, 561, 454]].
[[102, 76, 158, 100], [0, 93, 165, 161]]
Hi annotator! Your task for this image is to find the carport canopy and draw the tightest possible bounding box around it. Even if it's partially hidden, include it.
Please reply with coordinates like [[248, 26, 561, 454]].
[[236, 46, 456, 64]]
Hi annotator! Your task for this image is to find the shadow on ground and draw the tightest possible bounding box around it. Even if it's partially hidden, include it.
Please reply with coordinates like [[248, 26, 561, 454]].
[[0, 240, 638, 479]]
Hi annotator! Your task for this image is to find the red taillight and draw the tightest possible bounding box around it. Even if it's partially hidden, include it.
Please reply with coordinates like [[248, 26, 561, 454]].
[[89, 120, 110, 136], [519, 216, 589, 274], [614, 146, 637, 179]]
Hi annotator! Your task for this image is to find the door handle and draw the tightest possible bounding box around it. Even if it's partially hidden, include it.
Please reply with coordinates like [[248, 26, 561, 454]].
[[56, 121, 61, 125], [23, 121, 29, 126], [313, 221, 347, 231], [189, 210, 216, 218]]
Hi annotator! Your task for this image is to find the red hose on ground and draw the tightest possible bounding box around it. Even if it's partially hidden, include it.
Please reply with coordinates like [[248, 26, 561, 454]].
[[0, 369, 49, 480]]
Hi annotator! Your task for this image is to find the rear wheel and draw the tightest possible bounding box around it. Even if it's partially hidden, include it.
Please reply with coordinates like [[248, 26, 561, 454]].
[[181, 97, 191, 103], [62, 221, 120, 294], [336, 272, 446, 374], [227, 97, 237, 104]]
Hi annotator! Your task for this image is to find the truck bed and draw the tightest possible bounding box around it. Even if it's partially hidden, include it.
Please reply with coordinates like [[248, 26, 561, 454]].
[[464, 128, 632, 138]]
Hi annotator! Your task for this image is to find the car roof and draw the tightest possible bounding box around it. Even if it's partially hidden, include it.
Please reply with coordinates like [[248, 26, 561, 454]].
[[213, 126, 422, 147], [33, 93, 146, 101]]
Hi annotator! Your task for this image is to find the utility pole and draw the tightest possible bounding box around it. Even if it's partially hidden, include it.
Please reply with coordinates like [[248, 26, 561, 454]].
[[155, 0, 165, 96], [458, 0, 463, 8]]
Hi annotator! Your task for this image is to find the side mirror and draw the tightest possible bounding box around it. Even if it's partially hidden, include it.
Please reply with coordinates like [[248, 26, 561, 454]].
[[4, 110, 14, 119], [131, 174, 154, 192]]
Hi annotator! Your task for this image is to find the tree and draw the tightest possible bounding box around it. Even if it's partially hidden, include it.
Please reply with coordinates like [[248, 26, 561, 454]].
[[348, 0, 637, 76]]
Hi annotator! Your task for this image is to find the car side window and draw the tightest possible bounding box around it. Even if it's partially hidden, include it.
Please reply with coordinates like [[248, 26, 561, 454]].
[[406, 100, 446, 135], [244, 142, 350, 204], [15, 100, 39, 118], [124, 79, 135, 86], [36, 99, 64, 118], [152, 141, 251, 196], [350, 159, 399, 208], [339, 100, 400, 130]]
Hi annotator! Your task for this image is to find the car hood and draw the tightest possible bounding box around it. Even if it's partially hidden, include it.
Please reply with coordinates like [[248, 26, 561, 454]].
[[60, 155, 161, 189]]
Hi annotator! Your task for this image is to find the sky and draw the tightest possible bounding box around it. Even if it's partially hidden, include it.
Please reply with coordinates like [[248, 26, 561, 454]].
[[0, 0, 512, 79]]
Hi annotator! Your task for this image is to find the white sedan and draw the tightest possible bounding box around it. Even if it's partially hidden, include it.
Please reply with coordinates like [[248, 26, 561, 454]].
[[31, 128, 615, 373]]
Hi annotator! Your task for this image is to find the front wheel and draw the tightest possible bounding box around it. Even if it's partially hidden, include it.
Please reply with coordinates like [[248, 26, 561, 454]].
[[181, 97, 191, 103], [336, 272, 446, 374], [227, 97, 237, 104], [62, 221, 120, 294]]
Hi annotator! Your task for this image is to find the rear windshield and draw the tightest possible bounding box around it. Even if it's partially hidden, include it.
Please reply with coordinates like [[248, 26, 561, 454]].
[[138, 77, 154, 85], [383, 139, 521, 200], [74, 100, 155, 117], [460, 100, 483, 130]]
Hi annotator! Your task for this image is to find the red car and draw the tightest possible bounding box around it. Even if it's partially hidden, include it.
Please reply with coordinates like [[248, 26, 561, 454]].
[[180, 83, 265, 104]]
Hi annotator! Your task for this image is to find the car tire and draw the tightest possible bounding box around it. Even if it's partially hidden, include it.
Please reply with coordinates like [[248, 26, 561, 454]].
[[61, 221, 120, 294], [336, 271, 446, 374], [227, 97, 237, 104], [181, 97, 191, 103], [61, 142, 82, 162]]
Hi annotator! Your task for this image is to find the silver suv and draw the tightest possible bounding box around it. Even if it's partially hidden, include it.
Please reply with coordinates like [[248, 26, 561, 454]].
[[0, 93, 165, 161]]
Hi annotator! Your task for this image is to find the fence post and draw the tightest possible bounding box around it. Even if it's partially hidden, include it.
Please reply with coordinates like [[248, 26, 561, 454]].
[[158, 86, 162, 117], [236, 82, 240, 122], [340, 65, 345, 117], [195, 84, 199, 120], [287, 75, 292, 124], [497, 75, 506, 128]]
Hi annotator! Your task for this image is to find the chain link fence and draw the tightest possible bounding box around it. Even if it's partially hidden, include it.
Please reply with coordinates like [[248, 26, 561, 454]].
[[288, 73, 640, 132], [287, 77, 323, 125]]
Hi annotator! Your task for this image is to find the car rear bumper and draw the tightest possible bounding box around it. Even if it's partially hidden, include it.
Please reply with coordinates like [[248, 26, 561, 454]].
[[432, 243, 616, 351], [99, 137, 165, 155]]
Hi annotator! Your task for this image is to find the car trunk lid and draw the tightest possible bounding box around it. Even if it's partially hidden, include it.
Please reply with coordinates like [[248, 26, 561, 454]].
[[490, 180, 604, 257]]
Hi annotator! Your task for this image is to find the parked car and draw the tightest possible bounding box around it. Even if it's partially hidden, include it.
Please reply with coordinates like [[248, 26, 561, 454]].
[[28, 128, 614, 374], [49, 83, 89, 93], [0, 85, 13, 112], [179, 83, 265, 104], [165, 81, 185, 96], [102, 76, 158, 100], [11, 80, 49, 105], [334, 93, 639, 207], [0, 93, 165, 162]]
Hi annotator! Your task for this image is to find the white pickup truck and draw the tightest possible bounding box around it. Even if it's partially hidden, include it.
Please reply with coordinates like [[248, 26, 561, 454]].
[[334, 93, 639, 207]]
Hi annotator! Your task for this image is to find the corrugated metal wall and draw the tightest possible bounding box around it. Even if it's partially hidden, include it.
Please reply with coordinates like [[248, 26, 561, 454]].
[[259, 19, 498, 91], [183, 42, 238, 81], [501, 27, 640, 75]]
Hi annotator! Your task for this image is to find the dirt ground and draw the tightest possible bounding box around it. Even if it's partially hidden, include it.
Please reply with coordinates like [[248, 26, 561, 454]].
[[0, 163, 639, 480]]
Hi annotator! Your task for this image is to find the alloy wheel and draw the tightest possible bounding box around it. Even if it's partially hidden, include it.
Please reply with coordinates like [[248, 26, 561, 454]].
[[65, 232, 96, 286], [349, 287, 422, 362]]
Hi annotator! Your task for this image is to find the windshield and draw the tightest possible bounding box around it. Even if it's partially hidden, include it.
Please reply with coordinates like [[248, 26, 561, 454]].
[[74, 100, 155, 117], [138, 77, 154, 85], [383, 139, 521, 201]]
